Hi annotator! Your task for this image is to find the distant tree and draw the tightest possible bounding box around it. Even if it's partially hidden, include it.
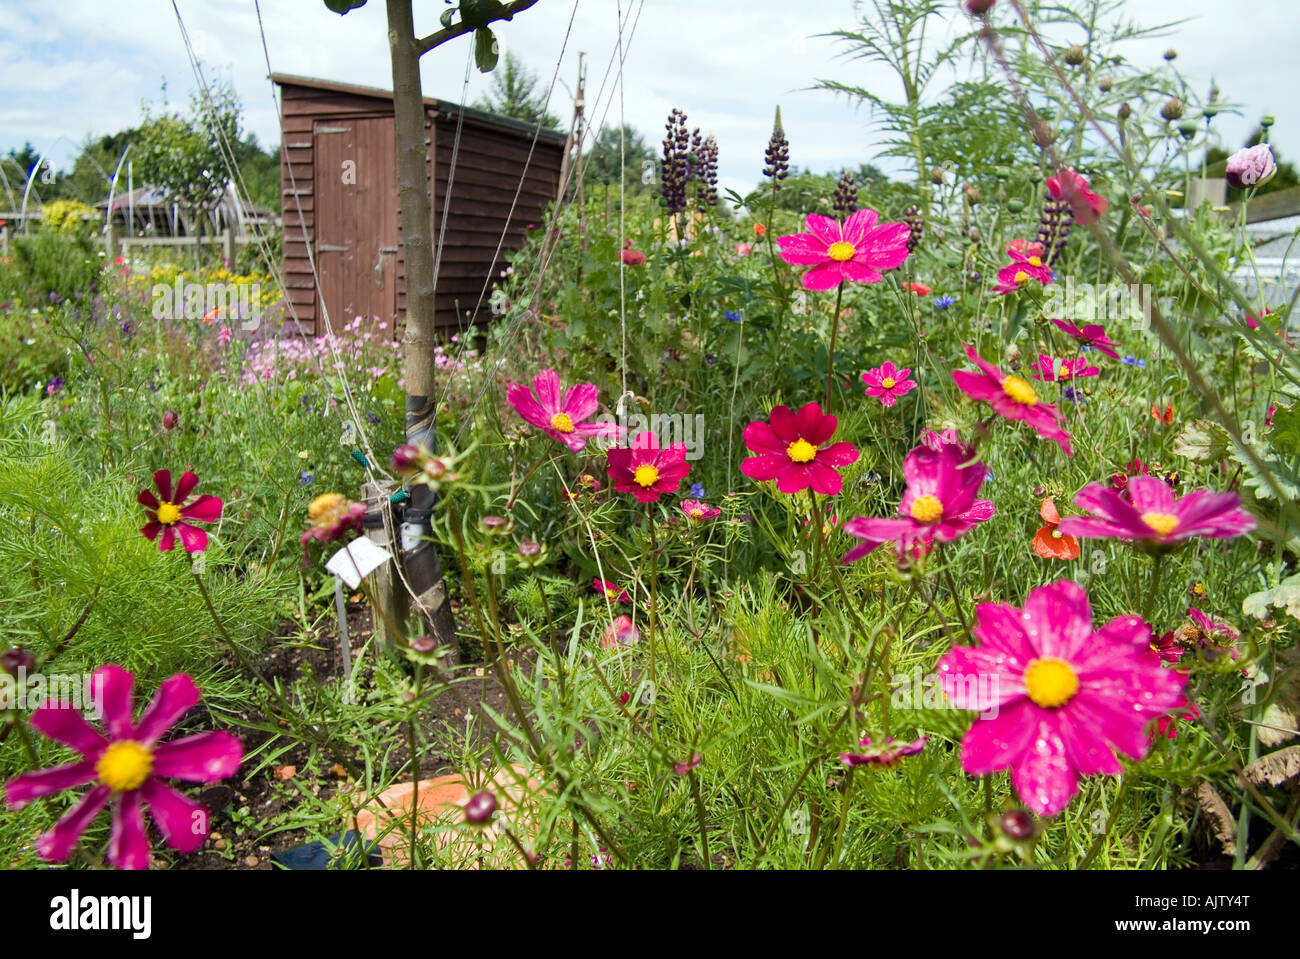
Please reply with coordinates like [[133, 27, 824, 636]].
[[583, 124, 656, 192], [746, 162, 907, 217], [231, 133, 281, 214], [137, 79, 241, 240], [63, 129, 138, 205], [473, 51, 560, 130]]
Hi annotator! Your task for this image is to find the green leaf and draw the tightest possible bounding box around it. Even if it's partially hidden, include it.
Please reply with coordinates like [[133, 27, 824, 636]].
[[474, 27, 499, 73], [460, 0, 507, 29], [439, 8, 456, 28], [1243, 573, 1300, 623], [323, 0, 367, 13], [1268, 403, 1300, 457], [1171, 418, 1229, 463]]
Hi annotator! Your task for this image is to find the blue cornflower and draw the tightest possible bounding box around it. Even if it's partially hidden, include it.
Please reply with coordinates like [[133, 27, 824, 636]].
[[1061, 387, 1088, 404], [366, 412, 381, 425], [690, 483, 705, 498], [1122, 355, 1146, 369], [299, 471, 314, 485], [725, 310, 742, 323], [985, 468, 995, 483], [704, 353, 715, 365], [934, 295, 955, 310]]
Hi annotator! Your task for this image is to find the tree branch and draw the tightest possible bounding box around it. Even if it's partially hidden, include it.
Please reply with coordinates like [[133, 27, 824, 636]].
[[416, 0, 543, 55]]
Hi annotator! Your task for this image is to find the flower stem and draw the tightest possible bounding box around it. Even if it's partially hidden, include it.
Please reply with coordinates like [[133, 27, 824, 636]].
[[647, 506, 659, 726], [690, 769, 710, 869], [825, 283, 845, 408], [1141, 553, 1165, 621]]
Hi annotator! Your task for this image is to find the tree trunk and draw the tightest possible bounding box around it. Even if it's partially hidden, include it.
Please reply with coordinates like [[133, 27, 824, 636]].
[[386, 0, 458, 652]]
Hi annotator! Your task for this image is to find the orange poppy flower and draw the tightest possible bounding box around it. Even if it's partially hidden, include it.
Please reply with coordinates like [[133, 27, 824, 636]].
[[753, 222, 767, 237], [1151, 402, 1173, 423], [1032, 497, 1080, 560]]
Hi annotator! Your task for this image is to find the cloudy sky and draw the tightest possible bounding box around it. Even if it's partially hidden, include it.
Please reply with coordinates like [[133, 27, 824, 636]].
[[0, 0, 1293, 201]]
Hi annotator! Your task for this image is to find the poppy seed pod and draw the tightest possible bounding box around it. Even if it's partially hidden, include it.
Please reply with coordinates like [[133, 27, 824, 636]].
[[1117, 102, 1132, 122], [1098, 75, 1114, 92], [1064, 45, 1085, 66], [1163, 48, 1177, 61]]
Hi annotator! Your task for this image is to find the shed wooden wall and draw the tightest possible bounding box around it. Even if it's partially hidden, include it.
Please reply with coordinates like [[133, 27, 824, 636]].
[[277, 78, 565, 336]]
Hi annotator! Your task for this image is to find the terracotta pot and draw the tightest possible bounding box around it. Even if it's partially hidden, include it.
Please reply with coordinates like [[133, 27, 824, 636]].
[[350, 764, 540, 868]]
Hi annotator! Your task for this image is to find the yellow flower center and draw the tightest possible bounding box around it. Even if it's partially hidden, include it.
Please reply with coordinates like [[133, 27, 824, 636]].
[[1014, 270, 1029, 284], [606, 587, 619, 599], [155, 501, 182, 525], [909, 494, 944, 524], [1002, 375, 1039, 406], [690, 508, 704, 518], [96, 740, 154, 792], [881, 377, 896, 389], [550, 412, 575, 433], [1028, 256, 1043, 267], [1023, 657, 1079, 708], [827, 241, 856, 262], [1051, 529, 1063, 539], [787, 439, 817, 463], [633, 464, 660, 488], [1141, 512, 1180, 537]]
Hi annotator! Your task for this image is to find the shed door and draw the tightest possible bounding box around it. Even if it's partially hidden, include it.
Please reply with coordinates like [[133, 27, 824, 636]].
[[313, 117, 399, 331]]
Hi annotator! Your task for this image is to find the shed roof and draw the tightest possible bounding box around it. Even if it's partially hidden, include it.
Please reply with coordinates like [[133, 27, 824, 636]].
[[269, 72, 569, 145]]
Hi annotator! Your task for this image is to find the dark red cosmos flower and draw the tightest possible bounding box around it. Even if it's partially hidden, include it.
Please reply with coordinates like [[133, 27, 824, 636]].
[[138, 470, 223, 553], [741, 402, 859, 496]]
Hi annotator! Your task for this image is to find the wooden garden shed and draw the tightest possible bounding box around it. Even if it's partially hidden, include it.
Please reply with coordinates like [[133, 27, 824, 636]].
[[272, 73, 567, 335]]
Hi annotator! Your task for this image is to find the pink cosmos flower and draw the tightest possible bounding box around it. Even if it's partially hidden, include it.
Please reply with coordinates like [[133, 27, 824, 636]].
[[506, 369, 622, 452], [1188, 607, 1239, 644], [1055, 476, 1256, 546], [937, 580, 1185, 816], [992, 245, 1055, 295], [841, 442, 995, 562], [862, 361, 917, 407], [1047, 168, 1109, 225], [605, 431, 690, 503], [952, 344, 1073, 454], [1051, 318, 1120, 359], [1031, 354, 1099, 382], [600, 615, 640, 650], [679, 499, 721, 521], [137, 470, 224, 553], [777, 208, 911, 291], [840, 735, 927, 769], [741, 402, 859, 496], [920, 428, 971, 455], [593, 578, 631, 603], [4, 665, 242, 869]]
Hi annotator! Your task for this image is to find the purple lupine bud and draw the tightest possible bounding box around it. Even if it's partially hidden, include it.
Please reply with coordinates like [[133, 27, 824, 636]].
[[903, 204, 924, 253], [762, 107, 790, 189], [832, 170, 858, 217]]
